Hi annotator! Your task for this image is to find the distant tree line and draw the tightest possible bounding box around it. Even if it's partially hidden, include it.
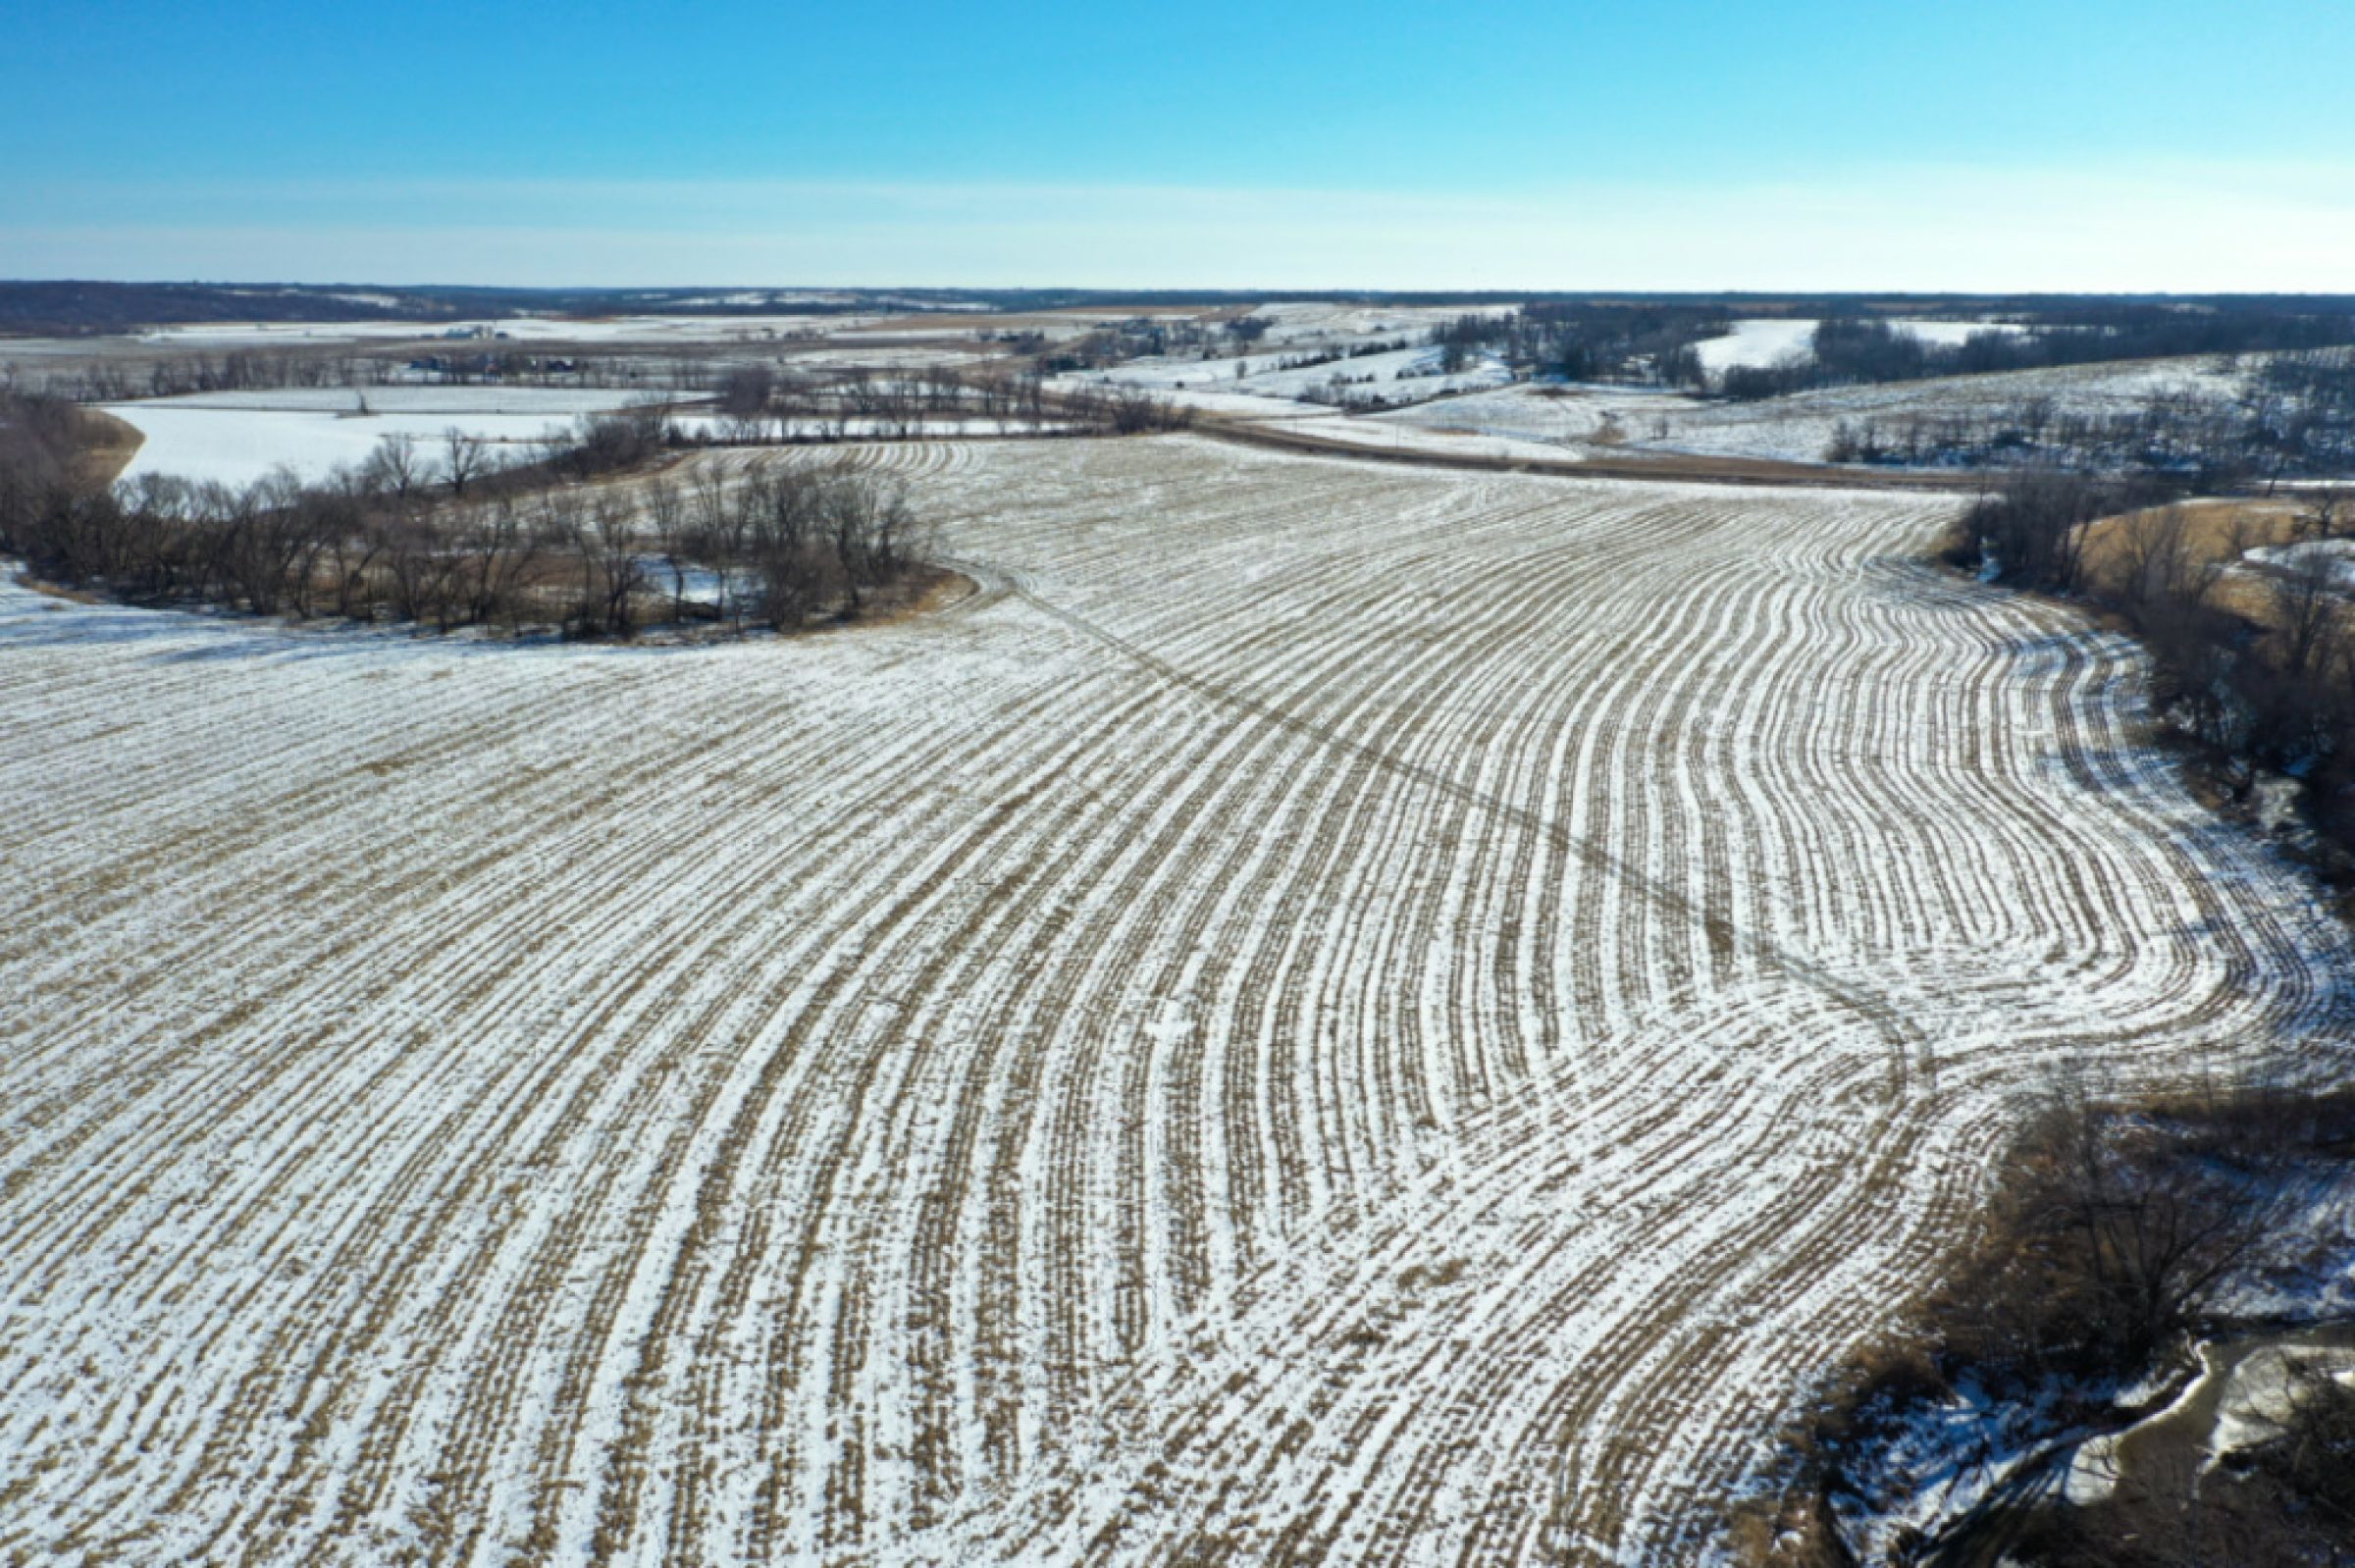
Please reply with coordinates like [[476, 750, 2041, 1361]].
[[16, 347, 725, 402], [0, 281, 920, 337], [1033, 315, 1230, 374], [1437, 304, 1725, 388], [1723, 306, 2355, 400], [1056, 383, 1196, 433], [701, 363, 1188, 439], [11, 345, 1194, 447]]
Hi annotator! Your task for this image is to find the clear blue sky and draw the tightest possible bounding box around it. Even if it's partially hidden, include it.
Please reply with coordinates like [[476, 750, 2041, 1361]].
[[5, 0, 2351, 289]]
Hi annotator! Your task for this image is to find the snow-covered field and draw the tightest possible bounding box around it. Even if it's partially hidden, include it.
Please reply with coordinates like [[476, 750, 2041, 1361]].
[[1889, 317, 2033, 348], [781, 344, 994, 369], [4, 437, 2349, 1565], [1352, 354, 2252, 468], [1243, 300, 1515, 347], [666, 413, 1072, 441], [101, 407, 570, 486], [133, 314, 873, 347], [1081, 343, 1512, 407], [1640, 353, 2249, 464], [1692, 318, 1821, 376], [1693, 317, 2035, 380], [119, 386, 697, 417], [1364, 381, 1690, 447], [1094, 386, 1339, 421], [1243, 413, 1602, 465], [99, 389, 688, 486]]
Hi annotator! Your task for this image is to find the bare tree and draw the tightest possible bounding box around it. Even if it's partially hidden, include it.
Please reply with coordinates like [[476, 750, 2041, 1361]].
[[364, 436, 423, 509], [643, 477, 691, 622], [745, 461, 826, 629], [454, 497, 545, 630], [685, 461, 748, 629], [380, 513, 459, 629], [2024, 1070, 2273, 1369], [327, 501, 386, 619], [283, 484, 357, 619], [578, 492, 646, 638], [721, 364, 773, 420], [2269, 548, 2345, 682], [2296, 485, 2350, 542], [444, 429, 489, 497]]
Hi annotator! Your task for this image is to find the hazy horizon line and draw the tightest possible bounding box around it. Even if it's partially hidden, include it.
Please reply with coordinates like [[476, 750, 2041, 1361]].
[[6, 162, 2352, 295]]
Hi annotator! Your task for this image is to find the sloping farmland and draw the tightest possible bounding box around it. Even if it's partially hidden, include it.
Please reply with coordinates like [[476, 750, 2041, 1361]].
[[2, 435, 2347, 1565]]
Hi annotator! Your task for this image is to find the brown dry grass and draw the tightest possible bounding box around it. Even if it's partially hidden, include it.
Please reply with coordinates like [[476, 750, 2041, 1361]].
[[2077, 497, 2319, 632], [820, 563, 977, 632], [71, 405, 143, 490], [8, 573, 105, 604]]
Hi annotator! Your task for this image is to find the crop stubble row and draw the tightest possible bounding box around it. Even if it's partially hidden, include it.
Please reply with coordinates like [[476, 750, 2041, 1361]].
[[0, 436, 2346, 1564]]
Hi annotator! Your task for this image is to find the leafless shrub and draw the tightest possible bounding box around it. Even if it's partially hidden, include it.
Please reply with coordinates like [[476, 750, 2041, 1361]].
[[1060, 384, 1193, 435], [2269, 547, 2346, 683], [1743, 1078, 2339, 1568]]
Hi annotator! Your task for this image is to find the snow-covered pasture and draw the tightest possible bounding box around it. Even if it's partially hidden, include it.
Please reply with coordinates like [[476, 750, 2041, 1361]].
[[3, 437, 2349, 1565], [98, 388, 688, 487]]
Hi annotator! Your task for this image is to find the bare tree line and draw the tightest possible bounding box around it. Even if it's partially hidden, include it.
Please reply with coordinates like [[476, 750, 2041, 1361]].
[[8, 336, 1202, 457], [0, 392, 936, 642], [706, 362, 1053, 441], [666, 458, 933, 632], [1738, 1073, 2355, 1567], [1963, 469, 2355, 851], [8, 346, 730, 403], [699, 364, 1188, 441], [1435, 304, 1720, 388]]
